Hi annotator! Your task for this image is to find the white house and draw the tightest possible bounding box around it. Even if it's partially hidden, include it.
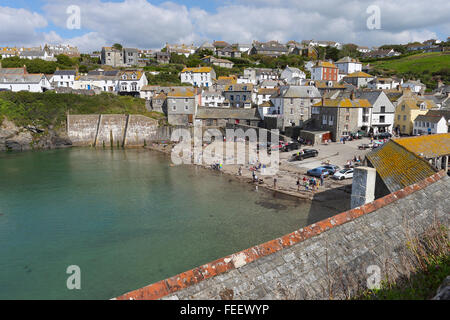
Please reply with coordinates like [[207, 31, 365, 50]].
[[335, 57, 362, 75], [355, 91, 395, 134], [19, 50, 55, 61], [413, 115, 448, 135], [201, 90, 228, 108], [118, 71, 148, 96], [51, 70, 77, 88], [0, 73, 52, 92], [280, 66, 306, 85], [180, 67, 216, 87], [402, 80, 426, 94], [73, 70, 120, 93], [368, 77, 403, 90]]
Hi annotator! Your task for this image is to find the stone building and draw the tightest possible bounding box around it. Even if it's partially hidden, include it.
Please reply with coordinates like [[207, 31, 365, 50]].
[[166, 87, 199, 125], [222, 83, 254, 108], [311, 98, 372, 141]]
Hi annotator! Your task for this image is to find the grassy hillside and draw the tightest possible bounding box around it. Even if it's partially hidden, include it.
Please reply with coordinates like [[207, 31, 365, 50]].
[[0, 91, 165, 128], [368, 52, 450, 90]]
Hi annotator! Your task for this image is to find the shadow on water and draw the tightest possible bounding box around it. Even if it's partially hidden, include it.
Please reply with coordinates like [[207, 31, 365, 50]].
[[306, 184, 352, 227]]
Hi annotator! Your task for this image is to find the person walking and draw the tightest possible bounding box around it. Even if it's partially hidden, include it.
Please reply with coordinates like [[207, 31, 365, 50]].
[[320, 174, 324, 187], [273, 177, 277, 189], [297, 177, 301, 191]]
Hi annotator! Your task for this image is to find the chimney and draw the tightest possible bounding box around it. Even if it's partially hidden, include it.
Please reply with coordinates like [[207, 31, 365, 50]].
[[351, 167, 376, 209]]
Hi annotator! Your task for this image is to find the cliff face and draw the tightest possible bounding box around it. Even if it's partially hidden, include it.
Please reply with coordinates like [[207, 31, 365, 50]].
[[0, 118, 72, 152]]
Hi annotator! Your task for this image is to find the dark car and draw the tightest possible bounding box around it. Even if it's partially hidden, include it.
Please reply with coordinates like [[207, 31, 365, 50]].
[[307, 167, 332, 177], [282, 142, 300, 152], [374, 132, 392, 140], [290, 149, 318, 161]]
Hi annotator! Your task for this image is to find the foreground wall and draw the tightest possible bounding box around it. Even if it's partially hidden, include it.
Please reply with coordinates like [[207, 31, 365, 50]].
[[116, 171, 449, 300], [67, 114, 163, 147]]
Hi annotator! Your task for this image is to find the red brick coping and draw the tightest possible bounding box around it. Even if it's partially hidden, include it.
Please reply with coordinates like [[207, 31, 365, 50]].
[[115, 170, 447, 300]]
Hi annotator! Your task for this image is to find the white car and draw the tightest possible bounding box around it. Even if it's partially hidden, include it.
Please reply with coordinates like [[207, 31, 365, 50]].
[[333, 168, 354, 180]]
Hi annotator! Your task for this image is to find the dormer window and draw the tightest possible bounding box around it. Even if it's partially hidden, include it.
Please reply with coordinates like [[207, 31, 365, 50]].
[[122, 75, 127, 80], [420, 103, 426, 110]]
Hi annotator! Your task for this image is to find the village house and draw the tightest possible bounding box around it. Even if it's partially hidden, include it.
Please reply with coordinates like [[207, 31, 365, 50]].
[[180, 67, 216, 88], [256, 87, 278, 106], [19, 49, 55, 61], [117, 70, 148, 97], [268, 85, 322, 129], [335, 57, 362, 75], [363, 49, 401, 59], [343, 71, 375, 88], [243, 68, 279, 85], [357, 46, 371, 54], [280, 66, 306, 85], [313, 80, 350, 97], [201, 56, 234, 69], [413, 114, 448, 135], [216, 47, 242, 59], [354, 90, 396, 135], [394, 92, 437, 135], [401, 80, 426, 94], [301, 40, 342, 49], [165, 43, 196, 57], [155, 51, 171, 64], [0, 67, 52, 92], [101, 46, 139, 67], [235, 43, 252, 54], [201, 90, 229, 108], [213, 76, 237, 91], [368, 77, 403, 90], [250, 41, 288, 57], [311, 97, 372, 141], [74, 70, 120, 93], [139, 85, 162, 100], [0, 47, 19, 58], [166, 87, 200, 125], [195, 107, 261, 127], [45, 44, 80, 57], [311, 61, 339, 81], [196, 42, 215, 53], [222, 83, 254, 108], [50, 70, 77, 88]]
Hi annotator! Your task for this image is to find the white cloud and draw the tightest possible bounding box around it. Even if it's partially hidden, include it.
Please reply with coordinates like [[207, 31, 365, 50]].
[[1, 0, 449, 52]]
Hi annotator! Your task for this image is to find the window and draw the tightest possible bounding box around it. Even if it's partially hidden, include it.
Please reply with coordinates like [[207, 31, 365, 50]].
[[380, 106, 385, 113], [185, 105, 189, 111], [398, 115, 401, 121], [401, 105, 405, 111], [380, 116, 385, 123], [172, 106, 177, 111], [290, 108, 294, 115], [403, 115, 407, 121], [322, 115, 327, 125], [230, 95, 234, 101], [290, 98, 294, 104]]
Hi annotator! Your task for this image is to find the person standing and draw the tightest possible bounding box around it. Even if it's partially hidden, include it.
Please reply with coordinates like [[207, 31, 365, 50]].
[[320, 174, 324, 187], [297, 177, 301, 191], [273, 177, 277, 189]]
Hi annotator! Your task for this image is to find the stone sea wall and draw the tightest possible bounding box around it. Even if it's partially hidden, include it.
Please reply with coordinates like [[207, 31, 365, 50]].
[[67, 114, 166, 147], [115, 170, 449, 300]]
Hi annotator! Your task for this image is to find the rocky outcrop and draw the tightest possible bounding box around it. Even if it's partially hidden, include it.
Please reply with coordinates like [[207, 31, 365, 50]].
[[433, 276, 450, 300], [0, 118, 72, 152]]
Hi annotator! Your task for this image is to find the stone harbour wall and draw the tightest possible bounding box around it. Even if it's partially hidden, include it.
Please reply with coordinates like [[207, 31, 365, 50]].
[[115, 170, 449, 300], [67, 114, 165, 147]]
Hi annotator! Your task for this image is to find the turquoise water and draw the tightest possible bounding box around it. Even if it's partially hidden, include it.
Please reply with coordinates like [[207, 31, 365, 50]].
[[0, 148, 335, 299]]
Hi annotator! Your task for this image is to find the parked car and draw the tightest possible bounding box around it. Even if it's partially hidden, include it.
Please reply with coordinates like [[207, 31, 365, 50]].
[[282, 142, 300, 152], [358, 143, 373, 150], [321, 164, 340, 174], [333, 168, 354, 180], [374, 132, 392, 140], [289, 149, 318, 161], [307, 167, 332, 177]]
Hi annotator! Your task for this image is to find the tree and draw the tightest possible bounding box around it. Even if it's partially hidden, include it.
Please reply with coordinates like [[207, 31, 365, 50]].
[[56, 54, 74, 67], [112, 43, 123, 51]]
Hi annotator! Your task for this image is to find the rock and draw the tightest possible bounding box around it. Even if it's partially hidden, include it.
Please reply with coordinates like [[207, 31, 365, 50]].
[[432, 276, 450, 300]]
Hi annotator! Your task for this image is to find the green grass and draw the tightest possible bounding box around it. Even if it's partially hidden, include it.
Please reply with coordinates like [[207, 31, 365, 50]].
[[0, 91, 165, 129], [359, 222, 449, 300], [370, 52, 450, 74]]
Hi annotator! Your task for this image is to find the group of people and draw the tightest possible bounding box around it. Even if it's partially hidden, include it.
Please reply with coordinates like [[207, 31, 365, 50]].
[[346, 155, 363, 168], [297, 175, 324, 192]]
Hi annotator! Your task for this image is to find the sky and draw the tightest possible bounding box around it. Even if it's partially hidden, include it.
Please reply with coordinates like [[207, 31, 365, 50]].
[[0, 0, 449, 53]]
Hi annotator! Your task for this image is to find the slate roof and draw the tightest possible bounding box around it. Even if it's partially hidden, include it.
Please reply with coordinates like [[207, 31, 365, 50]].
[[0, 74, 45, 83], [54, 70, 77, 76], [366, 139, 437, 193], [272, 85, 321, 98], [195, 107, 261, 120]]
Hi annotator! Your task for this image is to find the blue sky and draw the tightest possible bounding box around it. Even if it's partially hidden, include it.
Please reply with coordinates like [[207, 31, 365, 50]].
[[0, 0, 448, 52]]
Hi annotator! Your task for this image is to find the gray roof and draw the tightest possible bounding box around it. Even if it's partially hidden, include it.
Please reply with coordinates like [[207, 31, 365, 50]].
[[196, 107, 261, 120], [414, 114, 446, 123], [354, 90, 383, 105], [54, 70, 76, 76], [0, 68, 27, 75], [0, 74, 44, 83], [272, 85, 321, 98], [19, 50, 45, 57]]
